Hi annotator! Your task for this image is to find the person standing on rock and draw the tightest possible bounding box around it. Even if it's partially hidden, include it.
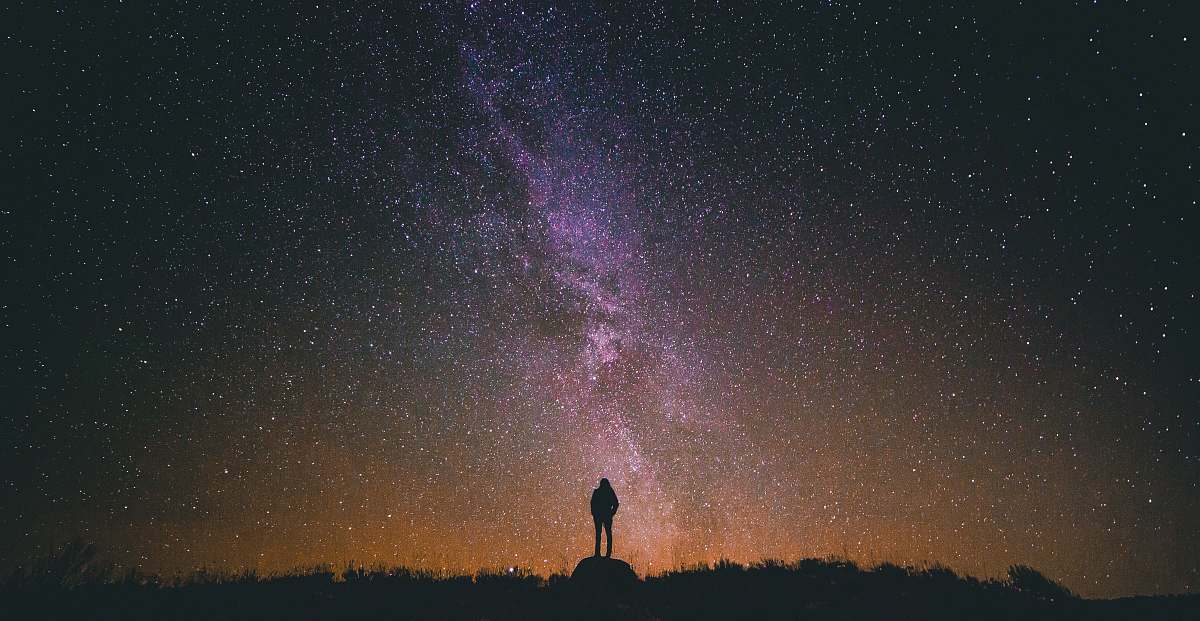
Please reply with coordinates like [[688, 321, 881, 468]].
[[591, 478, 619, 557]]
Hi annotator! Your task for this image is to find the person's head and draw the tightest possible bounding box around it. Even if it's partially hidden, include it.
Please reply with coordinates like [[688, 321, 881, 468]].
[[598, 478, 610, 489]]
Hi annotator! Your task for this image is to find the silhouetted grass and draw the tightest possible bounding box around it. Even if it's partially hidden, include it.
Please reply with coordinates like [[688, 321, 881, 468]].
[[2, 541, 1196, 620]]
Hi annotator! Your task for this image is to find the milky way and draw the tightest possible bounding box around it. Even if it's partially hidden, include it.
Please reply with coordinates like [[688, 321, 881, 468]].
[[4, 2, 1197, 598]]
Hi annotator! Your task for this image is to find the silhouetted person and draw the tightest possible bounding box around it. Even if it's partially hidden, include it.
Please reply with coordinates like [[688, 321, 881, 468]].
[[591, 478, 619, 557]]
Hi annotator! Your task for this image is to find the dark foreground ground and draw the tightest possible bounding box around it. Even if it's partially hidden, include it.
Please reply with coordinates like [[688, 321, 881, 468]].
[[3, 550, 1196, 620]]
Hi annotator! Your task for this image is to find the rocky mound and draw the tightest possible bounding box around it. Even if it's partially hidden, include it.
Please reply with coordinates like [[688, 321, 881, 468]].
[[570, 556, 639, 596]]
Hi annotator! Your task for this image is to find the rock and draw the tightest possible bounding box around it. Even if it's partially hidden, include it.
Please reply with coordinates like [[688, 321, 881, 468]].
[[570, 556, 639, 597]]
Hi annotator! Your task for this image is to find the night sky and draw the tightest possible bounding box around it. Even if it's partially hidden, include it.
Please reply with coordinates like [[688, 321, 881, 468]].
[[4, 1, 1197, 599]]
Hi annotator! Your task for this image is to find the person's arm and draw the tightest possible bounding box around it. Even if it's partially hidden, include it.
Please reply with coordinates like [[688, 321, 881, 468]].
[[612, 493, 619, 515]]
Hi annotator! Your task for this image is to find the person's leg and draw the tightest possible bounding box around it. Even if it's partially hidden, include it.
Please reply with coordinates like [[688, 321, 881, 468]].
[[604, 518, 613, 557], [594, 517, 602, 557]]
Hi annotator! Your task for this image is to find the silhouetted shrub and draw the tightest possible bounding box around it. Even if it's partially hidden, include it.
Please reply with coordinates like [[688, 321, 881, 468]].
[[872, 561, 910, 581], [916, 561, 959, 582], [1007, 564, 1075, 602], [713, 558, 744, 573]]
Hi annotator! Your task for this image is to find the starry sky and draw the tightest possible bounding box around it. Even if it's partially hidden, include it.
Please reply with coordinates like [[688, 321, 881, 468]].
[[4, 1, 1197, 599]]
